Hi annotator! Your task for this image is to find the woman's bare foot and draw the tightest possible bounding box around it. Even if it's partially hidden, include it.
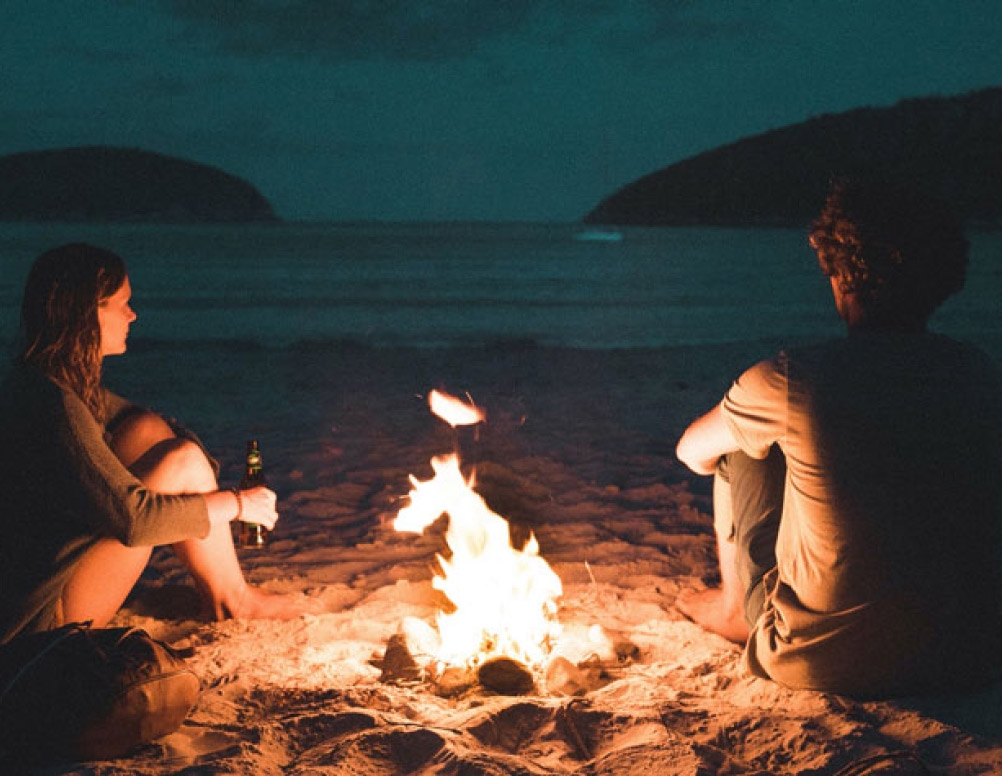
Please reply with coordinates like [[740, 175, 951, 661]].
[[676, 587, 750, 644], [207, 586, 325, 621]]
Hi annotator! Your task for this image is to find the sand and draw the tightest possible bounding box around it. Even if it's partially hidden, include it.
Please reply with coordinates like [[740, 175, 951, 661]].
[[35, 345, 1002, 775]]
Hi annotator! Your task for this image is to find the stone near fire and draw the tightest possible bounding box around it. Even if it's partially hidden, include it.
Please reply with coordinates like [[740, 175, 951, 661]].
[[545, 656, 589, 697], [379, 618, 443, 684], [434, 666, 476, 698], [614, 637, 641, 663], [545, 656, 597, 697], [400, 616, 441, 662], [477, 656, 535, 695], [379, 634, 422, 684]]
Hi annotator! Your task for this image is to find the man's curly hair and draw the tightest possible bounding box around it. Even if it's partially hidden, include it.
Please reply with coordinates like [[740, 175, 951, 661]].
[[808, 178, 968, 323]]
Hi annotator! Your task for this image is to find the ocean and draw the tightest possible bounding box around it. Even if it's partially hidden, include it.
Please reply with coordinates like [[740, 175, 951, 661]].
[[1, 222, 999, 460], [2, 221, 1000, 351]]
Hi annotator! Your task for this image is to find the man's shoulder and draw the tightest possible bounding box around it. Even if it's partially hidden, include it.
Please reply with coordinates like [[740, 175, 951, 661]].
[[784, 333, 993, 363], [781, 336, 849, 359], [780, 333, 1002, 401]]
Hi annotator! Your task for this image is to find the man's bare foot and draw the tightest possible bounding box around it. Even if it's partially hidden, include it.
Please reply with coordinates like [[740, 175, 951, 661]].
[[208, 586, 325, 621], [676, 587, 750, 644]]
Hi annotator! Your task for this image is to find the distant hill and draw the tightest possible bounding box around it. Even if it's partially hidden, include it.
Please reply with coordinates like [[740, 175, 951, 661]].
[[585, 87, 1002, 228], [0, 146, 278, 223]]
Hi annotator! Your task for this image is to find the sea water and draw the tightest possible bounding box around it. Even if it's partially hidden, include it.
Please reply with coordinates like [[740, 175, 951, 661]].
[[0, 222, 999, 452], [1, 221, 999, 351]]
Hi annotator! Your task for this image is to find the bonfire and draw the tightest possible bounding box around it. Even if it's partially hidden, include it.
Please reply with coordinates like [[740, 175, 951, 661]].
[[390, 390, 617, 695]]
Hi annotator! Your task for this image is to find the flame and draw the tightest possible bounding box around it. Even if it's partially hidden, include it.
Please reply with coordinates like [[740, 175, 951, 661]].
[[395, 393, 562, 670], [428, 389, 486, 427]]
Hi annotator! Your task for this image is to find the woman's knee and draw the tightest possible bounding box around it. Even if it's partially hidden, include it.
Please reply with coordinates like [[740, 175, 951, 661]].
[[109, 410, 176, 468], [133, 438, 216, 493]]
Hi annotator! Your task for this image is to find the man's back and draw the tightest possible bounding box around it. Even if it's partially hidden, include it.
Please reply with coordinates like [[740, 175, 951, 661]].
[[732, 332, 1002, 695]]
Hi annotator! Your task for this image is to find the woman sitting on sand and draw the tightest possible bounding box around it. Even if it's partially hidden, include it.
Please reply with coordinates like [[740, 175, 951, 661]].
[[0, 242, 311, 644]]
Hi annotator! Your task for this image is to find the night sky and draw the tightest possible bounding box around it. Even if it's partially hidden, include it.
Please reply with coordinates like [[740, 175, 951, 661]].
[[2, 1, 1000, 222]]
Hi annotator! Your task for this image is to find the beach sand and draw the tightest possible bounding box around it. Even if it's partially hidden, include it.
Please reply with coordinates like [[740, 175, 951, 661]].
[[45, 345, 1002, 774]]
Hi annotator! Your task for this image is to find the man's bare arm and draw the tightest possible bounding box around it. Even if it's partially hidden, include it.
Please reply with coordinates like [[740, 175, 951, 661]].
[[676, 404, 741, 475]]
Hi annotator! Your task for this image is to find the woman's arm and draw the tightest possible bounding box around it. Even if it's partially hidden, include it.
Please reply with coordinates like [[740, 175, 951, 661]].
[[57, 387, 212, 546], [105, 404, 278, 537], [101, 388, 137, 430]]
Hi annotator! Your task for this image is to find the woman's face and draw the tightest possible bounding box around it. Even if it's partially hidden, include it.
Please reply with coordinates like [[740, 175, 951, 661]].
[[97, 277, 137, 357]]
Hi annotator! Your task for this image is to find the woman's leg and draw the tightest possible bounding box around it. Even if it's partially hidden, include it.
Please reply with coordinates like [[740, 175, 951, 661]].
[[60, 540, 152, 627], [107, 410, 311, 619], [58, 414, 168, 626]]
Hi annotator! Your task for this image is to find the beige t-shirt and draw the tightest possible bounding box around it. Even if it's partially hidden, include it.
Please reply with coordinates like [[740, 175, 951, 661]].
[[721, 333, 1002, 696]]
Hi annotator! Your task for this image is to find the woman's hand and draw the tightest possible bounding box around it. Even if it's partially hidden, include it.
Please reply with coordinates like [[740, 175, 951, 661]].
[[205, 486, 278, 530], [236, 485, 278, 530]]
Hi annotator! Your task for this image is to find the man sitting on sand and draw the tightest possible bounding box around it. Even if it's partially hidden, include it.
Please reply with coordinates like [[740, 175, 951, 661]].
[[675, 179, 1002, 697]]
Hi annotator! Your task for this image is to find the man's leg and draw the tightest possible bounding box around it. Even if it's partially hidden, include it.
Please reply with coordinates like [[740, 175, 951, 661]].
[[677, 446, 784, 643], [728, 446, 784, 628]]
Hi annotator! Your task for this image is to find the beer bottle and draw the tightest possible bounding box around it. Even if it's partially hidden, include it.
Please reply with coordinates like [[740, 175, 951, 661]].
[[236, 439, 269, 548]]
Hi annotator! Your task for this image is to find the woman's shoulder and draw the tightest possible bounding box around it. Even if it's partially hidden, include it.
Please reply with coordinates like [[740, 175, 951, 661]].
[[1, 362, 54, 396], [0, 363, 85, 419]]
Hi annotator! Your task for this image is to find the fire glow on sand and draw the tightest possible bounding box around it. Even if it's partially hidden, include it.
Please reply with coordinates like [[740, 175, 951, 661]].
[[393, 390, 564, 680]]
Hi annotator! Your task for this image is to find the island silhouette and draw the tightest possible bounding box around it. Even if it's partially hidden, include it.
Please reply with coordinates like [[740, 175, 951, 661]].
[[0, 146, 278, 223], [586, 87, 1002, 228]]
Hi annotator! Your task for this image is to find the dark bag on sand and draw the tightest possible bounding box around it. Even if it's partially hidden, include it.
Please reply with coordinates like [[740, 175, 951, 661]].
[[0, 622, 200, 763]]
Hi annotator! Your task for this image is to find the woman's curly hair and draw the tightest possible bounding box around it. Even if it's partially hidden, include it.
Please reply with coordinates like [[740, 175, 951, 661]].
[[18, 243, 128, 423], [808, 178, 968, 323]]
